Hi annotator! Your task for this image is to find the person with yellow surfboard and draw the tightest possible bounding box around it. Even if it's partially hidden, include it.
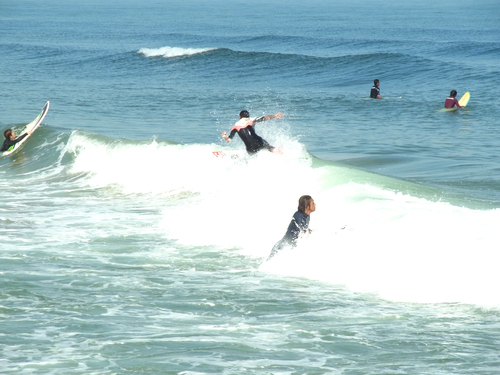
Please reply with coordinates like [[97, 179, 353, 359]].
[[444, 90, 471, 110]]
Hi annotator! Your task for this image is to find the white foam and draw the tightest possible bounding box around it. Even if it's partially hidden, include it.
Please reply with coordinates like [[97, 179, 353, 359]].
[[260, 183, 500, 307], [138, 46, 216, 58], [63, 130, 500, 307]]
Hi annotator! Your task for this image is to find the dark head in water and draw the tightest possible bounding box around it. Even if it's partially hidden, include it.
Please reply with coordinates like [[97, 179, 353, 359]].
[[450, 90, 457, 98], [3, 129, 14, 140], [239, 110, 250, 118]]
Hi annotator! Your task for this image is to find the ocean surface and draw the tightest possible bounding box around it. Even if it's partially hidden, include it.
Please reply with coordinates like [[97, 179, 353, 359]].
[[1, 0, 500, 373]]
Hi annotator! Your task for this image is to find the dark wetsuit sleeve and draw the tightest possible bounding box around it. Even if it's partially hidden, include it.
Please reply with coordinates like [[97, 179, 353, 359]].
[[16, 133, 29, 143], [228, 129, 238, 140], [1, 133, 29, 152], [253, 116, 266, 124]]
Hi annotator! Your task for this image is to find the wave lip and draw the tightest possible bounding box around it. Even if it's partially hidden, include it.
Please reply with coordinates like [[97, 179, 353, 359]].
[[138, 46, 216, 58]]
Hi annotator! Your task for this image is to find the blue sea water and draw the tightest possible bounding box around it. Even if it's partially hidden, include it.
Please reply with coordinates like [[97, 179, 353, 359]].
[[1, 0, 500, 373]]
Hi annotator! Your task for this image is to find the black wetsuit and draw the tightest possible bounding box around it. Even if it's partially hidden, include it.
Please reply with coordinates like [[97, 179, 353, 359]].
[[1, 133, 29, 152], [268, 210, 310, 260], [370, 85, 381, 99], [228, 116, 274, 154]]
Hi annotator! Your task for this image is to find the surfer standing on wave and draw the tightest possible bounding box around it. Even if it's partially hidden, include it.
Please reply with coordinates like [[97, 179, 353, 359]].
[[1, 129, 33, 152], [267, 195, 316, 260], [221, 110, 283, 155], [444, 90, 462, 109]]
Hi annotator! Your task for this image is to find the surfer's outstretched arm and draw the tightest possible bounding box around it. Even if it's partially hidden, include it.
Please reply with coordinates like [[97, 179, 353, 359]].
[[263, 112, 284, 121], [252, 113, 284, 124], [253, 113, 285, 125]]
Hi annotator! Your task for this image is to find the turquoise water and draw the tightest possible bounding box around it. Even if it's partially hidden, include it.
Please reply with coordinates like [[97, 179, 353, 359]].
[[1, 0, 500, 373]]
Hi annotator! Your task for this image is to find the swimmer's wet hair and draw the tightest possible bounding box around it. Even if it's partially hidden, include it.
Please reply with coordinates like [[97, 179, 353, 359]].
[[298, 195, 313, 213], [239, 110, 250, 118]]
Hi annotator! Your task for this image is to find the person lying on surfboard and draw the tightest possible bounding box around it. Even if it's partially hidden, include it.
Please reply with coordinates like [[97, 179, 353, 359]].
[[267, 195, 316, 260], [221, 110, 284, 155], [444, 90, 462, 109], [1, 129, 33, 152]]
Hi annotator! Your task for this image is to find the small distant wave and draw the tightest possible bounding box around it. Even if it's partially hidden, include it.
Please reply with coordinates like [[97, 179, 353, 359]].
[[138, 46, 216, 58]]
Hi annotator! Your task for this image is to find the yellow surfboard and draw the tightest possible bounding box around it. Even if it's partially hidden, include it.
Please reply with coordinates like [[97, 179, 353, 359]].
[[458, 91, 470, 107]]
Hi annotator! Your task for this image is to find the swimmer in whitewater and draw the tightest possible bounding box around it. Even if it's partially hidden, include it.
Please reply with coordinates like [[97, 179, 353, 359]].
[[221, 110, 284, 155], [267, 195, 316, 260]]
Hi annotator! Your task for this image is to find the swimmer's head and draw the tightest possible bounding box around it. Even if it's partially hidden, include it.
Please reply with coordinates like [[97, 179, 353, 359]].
[[4, 129, 13, 140], [450, 90, 457, 97], [298, 195, 313, 213], [239, 110, 250, 118], [374, 79, 380, 85]]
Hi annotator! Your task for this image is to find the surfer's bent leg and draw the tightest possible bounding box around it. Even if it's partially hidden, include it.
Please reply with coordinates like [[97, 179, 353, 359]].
[[262, 140, 275, 153]]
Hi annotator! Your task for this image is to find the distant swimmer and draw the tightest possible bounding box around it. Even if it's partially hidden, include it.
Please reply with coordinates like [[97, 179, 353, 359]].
[[267, 195, 316, 260], [221, 110, 284, 155], [1, 129, 33, 152], [370, 79, 382, 99], [444, 90, 462, 109]]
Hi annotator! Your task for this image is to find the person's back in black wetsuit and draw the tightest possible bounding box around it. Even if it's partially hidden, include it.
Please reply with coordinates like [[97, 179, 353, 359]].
[[227, 116, 274, 154], [221, 111, 284, 155]]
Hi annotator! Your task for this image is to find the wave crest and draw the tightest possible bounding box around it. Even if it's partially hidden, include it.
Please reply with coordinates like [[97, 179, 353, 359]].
[[138, 46, 216, 58]]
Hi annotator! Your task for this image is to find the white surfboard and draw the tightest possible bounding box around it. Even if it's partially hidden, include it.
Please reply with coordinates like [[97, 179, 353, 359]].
[[212, 147, 283, 159], [212, 150, 245, 159], [2, 101, 49, 156]]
